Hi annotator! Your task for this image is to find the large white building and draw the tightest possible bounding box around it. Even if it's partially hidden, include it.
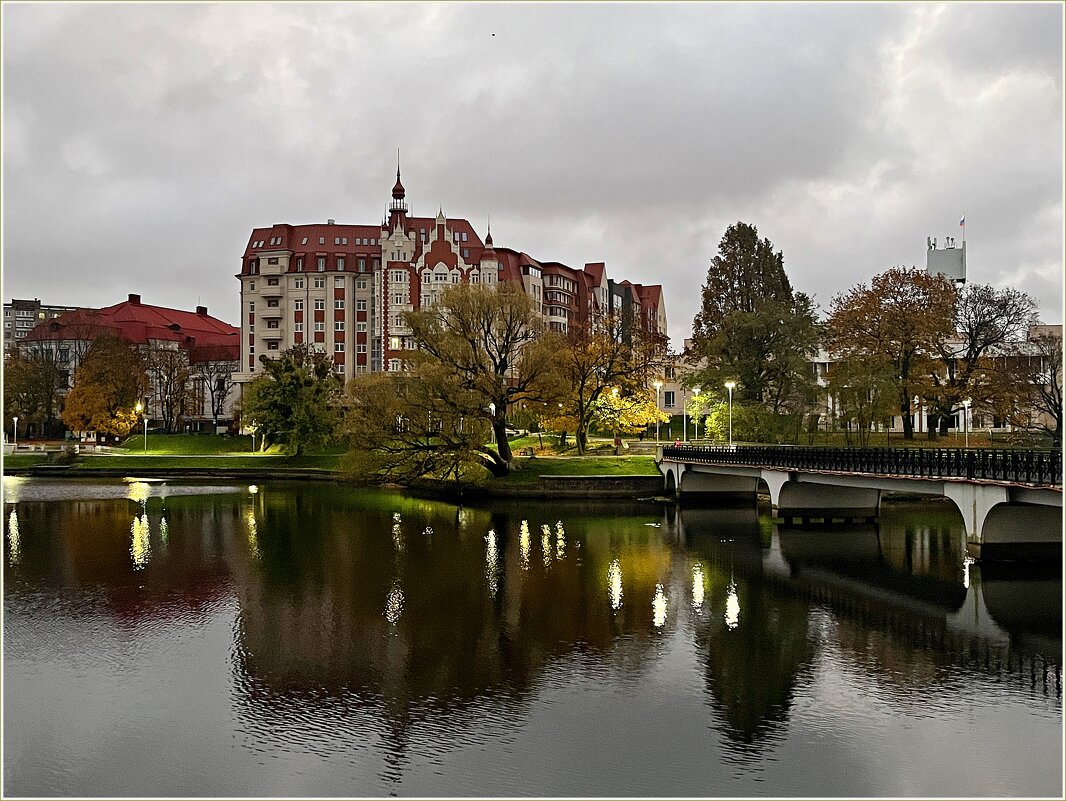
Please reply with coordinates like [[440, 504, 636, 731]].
[[234, 167, 667, 386]]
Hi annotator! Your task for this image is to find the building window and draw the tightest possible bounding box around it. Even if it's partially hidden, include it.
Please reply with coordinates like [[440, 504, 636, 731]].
[[390, 270, 406, 283], [314, 299, 325, 310], [356, 344, 367, 353], [462, 248, 469, 259], [337, 257, 345, 271], [296, 258, 303, 272], [335, 342, 345, 352], [294, 322, 303, 332], [314, 322, 325, 332], [249, 281, 256, 291], [266, 299, 279, 308], [664, 391, 675, 408], [356, 300, 367, 311], [317, 257, 326, 271], [335, 321, 345, 331], [356, 279, 368, 290], [249, 302, 255, 312], [267, 277, 279, 286], [335, 276, 345, 287], [357, 323, 368, 332], [267, 257, 279, 265], [294, 277, 304, 289], [301, 237, 308, 245], [268, 341, 279, 350], [389, 359, 401, 371], [335, 299, 345, 310], [267, 320, 279, 329], [392, 294, 405, 305], [294, 299, 304, 311], [319, 237, 325, 245], [314, 277, 325, 288]]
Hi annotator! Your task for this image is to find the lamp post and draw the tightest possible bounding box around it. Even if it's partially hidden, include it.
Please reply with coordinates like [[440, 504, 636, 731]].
[[12, 416, 18, 450], [489, 402, 496, 445], [962, 398, 971, 448], [135, 403, 146, 453], [682, 386, 688, 443], [724, 381, 736, 448], [692, 388, 701, 441], [653, 381, 663, 444]]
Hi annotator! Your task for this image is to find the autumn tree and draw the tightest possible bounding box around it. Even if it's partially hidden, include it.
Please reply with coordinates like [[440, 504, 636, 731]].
[[1012, 330, 1063, 446], [925, 284, 1038, 437], [3, 347, 67, 438], [62, 332, 149, 437], [826, 354, 898, 446], [550, 313, 668, 453], [241, 344, 342, 455], [589, 387, 668, 447], [826, 267, 958, 440], [343, 370, 494, 486], [690, 222, 820, 416], [404, 282, 557, 473]]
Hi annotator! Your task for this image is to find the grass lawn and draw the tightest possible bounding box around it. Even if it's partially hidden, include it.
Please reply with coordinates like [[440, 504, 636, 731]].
[[495, 455, 659, 485], [116, 433, 347, 457], [3, 454, 50, 469], [73, 453, 343, 471]]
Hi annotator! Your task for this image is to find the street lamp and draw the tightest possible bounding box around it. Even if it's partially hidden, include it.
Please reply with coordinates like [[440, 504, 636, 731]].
[[692, 388, 701, 441], [962, 398, 971, 448], [653, 381, 663, 444], [135, 403, 147, 454], [724, 381, 736, 448], [12, 416, 18, 450], [488, 402, 496, 444], [682, 386, 688, 443]]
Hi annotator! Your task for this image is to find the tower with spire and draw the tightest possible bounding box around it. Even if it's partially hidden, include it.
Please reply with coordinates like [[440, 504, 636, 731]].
[[388, 152, 408, 232]]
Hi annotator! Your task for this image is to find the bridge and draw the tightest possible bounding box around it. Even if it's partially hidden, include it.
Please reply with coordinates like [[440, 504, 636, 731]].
[[657, 445, 1063, 560]]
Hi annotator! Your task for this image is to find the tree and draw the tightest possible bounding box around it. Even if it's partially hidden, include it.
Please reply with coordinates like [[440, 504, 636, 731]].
[[551, 313, 668, 453], [62, 332, 149, 437], [404, 282, 557, 474], [826, 267, 959, 440], [193, 355, 237, 429], [144, 344, 195, 433], [826, 354, 898, 446], [3, 347, 67, 438], [926, 284, 1038, 436], [241, 344, 342, 455], [690, 222, 820, 411], [343, 370, 494, 486], [1017, 331, 1063, 446]]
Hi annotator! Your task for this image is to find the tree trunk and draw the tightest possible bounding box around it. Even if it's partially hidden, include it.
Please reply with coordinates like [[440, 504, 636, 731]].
[[493, 419, 512, 463], [900, 397, 914, 440]]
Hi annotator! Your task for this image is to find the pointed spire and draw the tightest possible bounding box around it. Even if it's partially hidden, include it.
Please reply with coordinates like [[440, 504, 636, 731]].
[[391, 148, 405, 199], [485, 214, 493, 247]]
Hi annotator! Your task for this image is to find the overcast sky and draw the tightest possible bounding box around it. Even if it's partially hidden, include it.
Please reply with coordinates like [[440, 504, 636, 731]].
[[3, 2, 1063, 347]]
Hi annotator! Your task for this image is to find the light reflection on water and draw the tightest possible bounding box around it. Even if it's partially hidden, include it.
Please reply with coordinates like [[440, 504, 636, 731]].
[[2, 480, 1062, 798]]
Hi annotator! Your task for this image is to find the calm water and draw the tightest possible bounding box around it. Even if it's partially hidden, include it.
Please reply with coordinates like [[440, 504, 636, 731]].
[[2, 477, 1062, 798]]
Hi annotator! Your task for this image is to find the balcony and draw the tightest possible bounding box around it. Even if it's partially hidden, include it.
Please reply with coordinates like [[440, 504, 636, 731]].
[[261, 326, 284, 340], [258, 305, 283, 319], [260, 282, 284, 297]]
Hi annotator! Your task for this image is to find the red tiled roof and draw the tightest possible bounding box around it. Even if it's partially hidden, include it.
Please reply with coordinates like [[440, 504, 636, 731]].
[[22, 296, 239, 362]]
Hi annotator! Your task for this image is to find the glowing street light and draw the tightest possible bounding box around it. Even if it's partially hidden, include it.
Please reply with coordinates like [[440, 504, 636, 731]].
[[135, 402, 147, 453], [724, 381, 736, 448], [653, 380, 663, 444], [11, 416, 18, 450], [962, 398, 972, 448], [682, 386, 688, 443]]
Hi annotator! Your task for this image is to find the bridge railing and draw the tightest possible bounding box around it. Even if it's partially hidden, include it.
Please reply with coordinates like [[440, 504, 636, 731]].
[[661, 445, 1063, 486]]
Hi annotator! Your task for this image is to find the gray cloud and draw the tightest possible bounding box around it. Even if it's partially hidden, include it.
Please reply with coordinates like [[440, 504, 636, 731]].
[[3, 2, 1062, 346]]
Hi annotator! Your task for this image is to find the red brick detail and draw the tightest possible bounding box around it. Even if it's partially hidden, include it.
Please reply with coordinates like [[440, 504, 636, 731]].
[[314, 331, 324, 343]]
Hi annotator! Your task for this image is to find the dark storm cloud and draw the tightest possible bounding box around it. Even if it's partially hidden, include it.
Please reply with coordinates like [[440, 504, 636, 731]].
[[3, 2, 1062, 345]]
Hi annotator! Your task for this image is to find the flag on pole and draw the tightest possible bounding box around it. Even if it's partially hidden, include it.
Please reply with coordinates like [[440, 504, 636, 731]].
[[959, 214, 966, 227]]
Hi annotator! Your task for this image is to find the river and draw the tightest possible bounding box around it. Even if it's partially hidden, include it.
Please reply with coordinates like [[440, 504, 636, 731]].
[[2, 477, 1062, 797]]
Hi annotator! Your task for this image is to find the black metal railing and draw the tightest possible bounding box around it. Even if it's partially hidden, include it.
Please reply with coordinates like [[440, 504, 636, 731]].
[[661, 445, 1063, 486]]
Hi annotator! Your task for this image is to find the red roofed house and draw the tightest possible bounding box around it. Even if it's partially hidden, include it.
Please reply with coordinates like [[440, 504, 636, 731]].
[[234, 164, 667, 387], [20, 294, 240, 435]]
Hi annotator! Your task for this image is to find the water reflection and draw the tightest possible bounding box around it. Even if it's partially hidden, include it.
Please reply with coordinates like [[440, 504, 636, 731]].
[[608, 558, 623, 610], [8, 508, 20, 566], [3, 483, 1061, 798]]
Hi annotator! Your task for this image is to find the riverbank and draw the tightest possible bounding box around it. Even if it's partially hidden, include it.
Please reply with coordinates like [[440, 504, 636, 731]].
[[2, 453, 665, 499]]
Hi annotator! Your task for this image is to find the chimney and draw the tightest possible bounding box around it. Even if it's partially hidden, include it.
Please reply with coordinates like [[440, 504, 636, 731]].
[[196, 305, 208, 316], [128, 293, 141, 305], [327, 218, 335, 225]]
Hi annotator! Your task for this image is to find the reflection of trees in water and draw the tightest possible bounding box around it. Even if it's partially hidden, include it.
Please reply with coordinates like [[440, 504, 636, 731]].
[[224, 490, 673, 772], [3, 497, 234, 627]]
